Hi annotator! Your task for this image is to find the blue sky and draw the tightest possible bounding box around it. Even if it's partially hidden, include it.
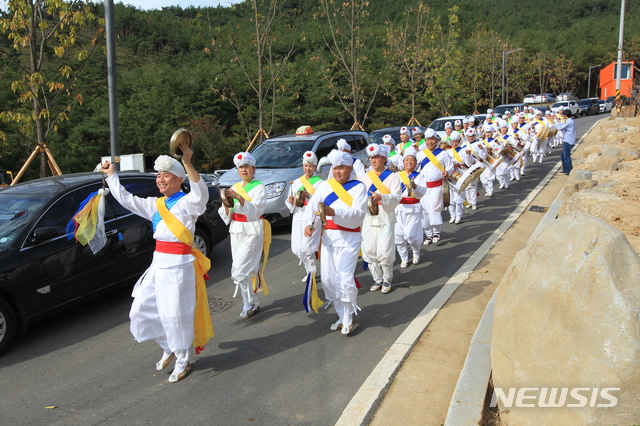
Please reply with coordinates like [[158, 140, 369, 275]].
[[116, 0, 243, 10]]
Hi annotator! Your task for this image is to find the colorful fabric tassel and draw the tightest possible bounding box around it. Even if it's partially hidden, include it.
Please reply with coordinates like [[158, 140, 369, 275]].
[[302, 272, 324, 313], [66, 188, 109, 254]]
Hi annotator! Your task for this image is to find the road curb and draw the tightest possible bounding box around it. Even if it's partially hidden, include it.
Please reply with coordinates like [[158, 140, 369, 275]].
[[337, 146, 565, 426], [442, 118, 603, 425]]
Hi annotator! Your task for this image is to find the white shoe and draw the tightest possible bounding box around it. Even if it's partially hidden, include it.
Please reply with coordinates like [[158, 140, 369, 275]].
[[168, 363, 191, 383], [455, 218, 460, 224], [412, 255, 420, 265], [486, 192, 492, 197], [341, 324, 353, 335], [400, 261, 409, 268], [499, 184, 504, 189], [472, 205, 477, 210], [330, 319, 343, 331], [423, 238, 432, 245], [449, 217, 455, 223], [156, 352, 175, 371], [432, 234, 440, 243], [370, 282, 382, 292], [381, 282, 392, 294]]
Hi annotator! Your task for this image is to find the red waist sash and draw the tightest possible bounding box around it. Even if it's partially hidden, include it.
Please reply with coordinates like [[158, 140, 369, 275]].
[[325, 220, 361, 232], [400, 197, 420, 204], [156, 240, 192, 255], [232, 213, 248, 222], [426, 179, 443, 188]]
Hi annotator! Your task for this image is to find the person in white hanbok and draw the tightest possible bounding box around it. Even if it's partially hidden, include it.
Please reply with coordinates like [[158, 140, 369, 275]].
[[394, 147, 426, 268], [285, 151, 323, 281], [102, 144, 207, 383], [461, 128, 482, 210], [446, 132, 472, 223], [304, 150, 367, 335], [415, 128, 454, 244], [219, 152, 267, 319], [326, 138, 366, 180], [479, 124, 498, 197], [359, 144, 402, 294]]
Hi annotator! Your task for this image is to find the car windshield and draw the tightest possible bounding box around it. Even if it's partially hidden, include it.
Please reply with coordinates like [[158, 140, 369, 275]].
[[552, 102, 568, 108], [0, 193, 51, 252], [250, 139, 315, 168], [578, 99, 591, 105], [371, 130, 401, 145], [429, 120, 453, 132]]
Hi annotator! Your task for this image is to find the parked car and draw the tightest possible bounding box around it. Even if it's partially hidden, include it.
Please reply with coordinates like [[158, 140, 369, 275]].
[[0, 172, 228, 355], [217, 129, 371, 226], [523, 94, 537, 104], [577, 98, 600, 116], [550, 101, 580, 117], [598, 99, 614, 113], [534, 93, 556, 104], [557, 93, 578, 102], [370, 127, 399, 145], [494, 103, 527, 117]]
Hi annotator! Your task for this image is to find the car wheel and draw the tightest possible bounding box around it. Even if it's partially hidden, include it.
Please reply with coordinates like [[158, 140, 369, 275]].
[[194, 227, 212, 257], [0, 297, 17, 355]]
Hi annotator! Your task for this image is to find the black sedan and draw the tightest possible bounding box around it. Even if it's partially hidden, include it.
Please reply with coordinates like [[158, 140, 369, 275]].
[[0, 172, 228, 355], [577, 98, 600, 116]]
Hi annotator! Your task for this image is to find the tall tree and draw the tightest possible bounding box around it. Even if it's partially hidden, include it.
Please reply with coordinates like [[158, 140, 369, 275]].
[[208, 0, 299, 148], [383, 1, 432, 123], [0, 0, 101, 177], [315, 0, 379, 130]]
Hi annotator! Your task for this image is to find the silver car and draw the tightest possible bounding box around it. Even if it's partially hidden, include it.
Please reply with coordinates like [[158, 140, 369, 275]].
[[217, 130, 371, 226]]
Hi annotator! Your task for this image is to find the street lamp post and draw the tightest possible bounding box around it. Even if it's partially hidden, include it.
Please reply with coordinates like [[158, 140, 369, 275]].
[[502, 48, 523, 105], [588, 65, 602, 98]]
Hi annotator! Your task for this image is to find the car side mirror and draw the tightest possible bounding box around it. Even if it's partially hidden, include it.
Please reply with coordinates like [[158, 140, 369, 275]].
[[32, 227, 59, 242]]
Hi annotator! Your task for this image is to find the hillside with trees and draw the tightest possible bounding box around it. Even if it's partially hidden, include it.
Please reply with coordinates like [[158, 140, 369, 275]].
[[0, 0, 638, 177]]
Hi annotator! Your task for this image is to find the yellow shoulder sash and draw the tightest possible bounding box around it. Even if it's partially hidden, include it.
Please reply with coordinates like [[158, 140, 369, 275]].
[[366, 170, 391, 194], [449, 148, 463, 164], [327, 178, 353, 207], [155, 198, 214, 352], [422, 148, 444, 172], [398, 170, 411, 189], [233, 181, 253, 202], [299, 176, 316, 195]]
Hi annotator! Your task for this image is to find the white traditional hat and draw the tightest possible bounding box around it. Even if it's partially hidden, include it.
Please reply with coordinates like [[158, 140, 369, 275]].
[[412, 126, 424, 136], [462, 117, 469, 124], [366, 143, 391, 158], [545, 110, 552, 115], [382, 134, 396, 145], [514, 106, 520, 111], [336, 138, 351, 151], [402, 146, 418, 160], [302, 151, 318, 166], [505, 110, 512, 115], [400, 126, 411, 136], [487, 108, 494, 114], [327, 149, 353, 167], [424, 128, 437, 138], [534, 109, 542, 116], [450, 131, 461, 141], [154, 155, 186, 180], [517, 112, 526, 118], [454, 119, 462, 126], [483, 124, 495, 133], [499, 120, 508, 128], [445, 121, 452, 129], [464, 128, 475, 136], [233, 152, 256, 167]]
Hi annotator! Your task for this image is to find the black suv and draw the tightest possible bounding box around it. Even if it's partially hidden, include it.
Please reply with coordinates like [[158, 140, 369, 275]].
[[0, 172, 228, 355]]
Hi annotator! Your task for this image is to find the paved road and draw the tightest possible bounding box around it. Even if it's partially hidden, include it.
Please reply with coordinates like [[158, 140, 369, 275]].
[[0, 115, 601, 426]]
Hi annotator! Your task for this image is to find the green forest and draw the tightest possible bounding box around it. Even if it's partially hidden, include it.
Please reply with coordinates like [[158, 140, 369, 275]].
[[0, 0, 638, 178]]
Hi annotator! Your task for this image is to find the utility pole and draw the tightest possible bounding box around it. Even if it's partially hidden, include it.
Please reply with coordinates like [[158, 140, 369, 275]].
[[105, 0, 120, 170], [615, 0, 626, 105]]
